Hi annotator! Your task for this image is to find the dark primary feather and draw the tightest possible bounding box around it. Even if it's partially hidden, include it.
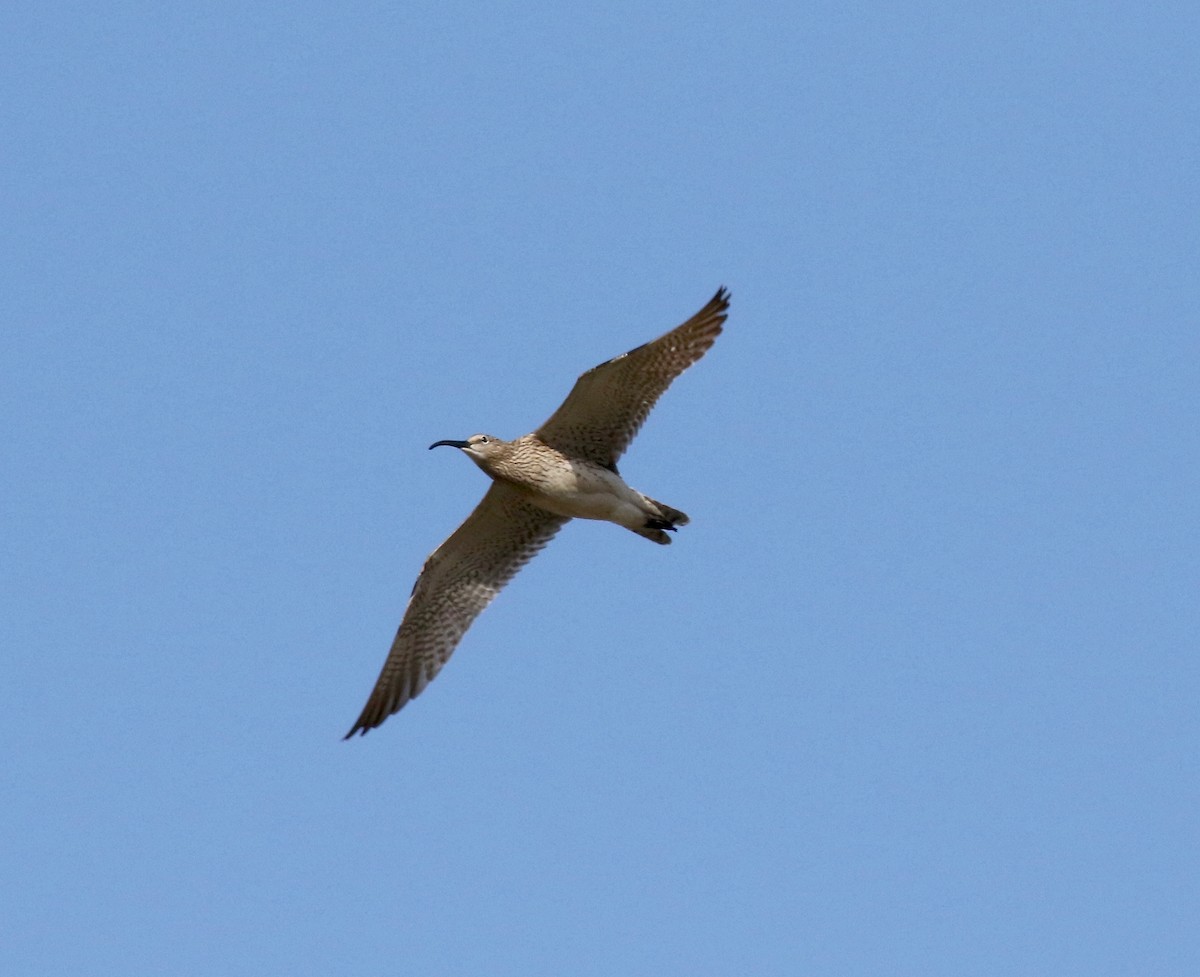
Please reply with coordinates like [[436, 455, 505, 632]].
[[535, 287, 729, 468]]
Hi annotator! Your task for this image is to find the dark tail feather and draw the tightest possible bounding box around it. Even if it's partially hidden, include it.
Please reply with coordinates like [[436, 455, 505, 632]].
[[627, 497, 689, 544], [646, 497, 689, 528]]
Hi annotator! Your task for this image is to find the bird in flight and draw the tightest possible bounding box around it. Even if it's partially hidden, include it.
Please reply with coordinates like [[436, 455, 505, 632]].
[[345, 287, 730, 737]]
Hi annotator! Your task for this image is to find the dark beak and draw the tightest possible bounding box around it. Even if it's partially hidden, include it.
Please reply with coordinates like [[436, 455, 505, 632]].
[[429, 439, 470, 450]]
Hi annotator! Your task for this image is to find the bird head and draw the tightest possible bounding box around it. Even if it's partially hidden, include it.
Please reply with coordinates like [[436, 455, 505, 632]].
[[429, 433, 506, 469]]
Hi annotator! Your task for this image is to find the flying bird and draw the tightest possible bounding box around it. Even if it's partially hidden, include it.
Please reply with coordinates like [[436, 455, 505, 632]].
[[345, 287, 730, 736]]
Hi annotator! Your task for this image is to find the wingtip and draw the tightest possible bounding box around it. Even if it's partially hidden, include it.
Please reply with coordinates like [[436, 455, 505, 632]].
[[697, 286, 730, 329], [701, 286, 730, 320], [344, 703, 386, 739]]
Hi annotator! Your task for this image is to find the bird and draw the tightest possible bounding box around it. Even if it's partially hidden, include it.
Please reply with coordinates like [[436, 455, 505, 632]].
[[345, 287, 730, 737]]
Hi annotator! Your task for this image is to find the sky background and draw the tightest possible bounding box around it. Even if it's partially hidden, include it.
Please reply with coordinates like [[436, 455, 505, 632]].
[[3, 2, 1198, 974]]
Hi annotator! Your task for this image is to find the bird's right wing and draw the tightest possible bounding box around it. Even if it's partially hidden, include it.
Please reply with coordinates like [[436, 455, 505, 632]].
[[535, 287, 729, 469], [345, 482, 568, 736]]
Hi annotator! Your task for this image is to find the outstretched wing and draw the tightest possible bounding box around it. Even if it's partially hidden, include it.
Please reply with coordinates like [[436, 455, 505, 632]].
[[535, 287, 729, 468], [345, 482, 568, 736]]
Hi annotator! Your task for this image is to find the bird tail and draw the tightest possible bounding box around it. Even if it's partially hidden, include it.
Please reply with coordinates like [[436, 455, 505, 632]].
[[629, 497, 689, 544]]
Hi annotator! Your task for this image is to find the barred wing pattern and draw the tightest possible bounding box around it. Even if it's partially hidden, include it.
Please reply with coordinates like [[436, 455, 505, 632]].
[[345, 482, 568, 737], [535, 287, 729, 468]]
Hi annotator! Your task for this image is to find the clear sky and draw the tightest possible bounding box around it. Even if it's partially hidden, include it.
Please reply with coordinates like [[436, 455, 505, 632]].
[[4, 2, 1197, 974]]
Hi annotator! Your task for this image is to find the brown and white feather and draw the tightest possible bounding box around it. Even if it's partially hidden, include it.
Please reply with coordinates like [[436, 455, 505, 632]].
[[535, 286, 729, 468], [344, 482, 568, 737]]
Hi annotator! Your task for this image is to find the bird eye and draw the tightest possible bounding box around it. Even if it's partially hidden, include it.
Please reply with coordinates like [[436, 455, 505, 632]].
[[478, 436, 489, 443]]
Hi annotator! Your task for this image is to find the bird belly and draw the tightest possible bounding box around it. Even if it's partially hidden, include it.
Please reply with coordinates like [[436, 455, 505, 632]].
[[510, 464, 649, 529]]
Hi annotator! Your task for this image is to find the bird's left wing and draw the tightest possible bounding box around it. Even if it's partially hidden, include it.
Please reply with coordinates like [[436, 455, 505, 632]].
[[535, 287, 729, 469], [345, 482, 568, 736]]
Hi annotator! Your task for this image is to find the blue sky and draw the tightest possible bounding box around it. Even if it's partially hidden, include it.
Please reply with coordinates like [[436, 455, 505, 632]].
[[4, 2, 1197, 974]]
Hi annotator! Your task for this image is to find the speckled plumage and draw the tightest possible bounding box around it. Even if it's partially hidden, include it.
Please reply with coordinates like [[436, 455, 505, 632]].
[[345, 287, 729, 737], [536, 289, 729, 469]]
